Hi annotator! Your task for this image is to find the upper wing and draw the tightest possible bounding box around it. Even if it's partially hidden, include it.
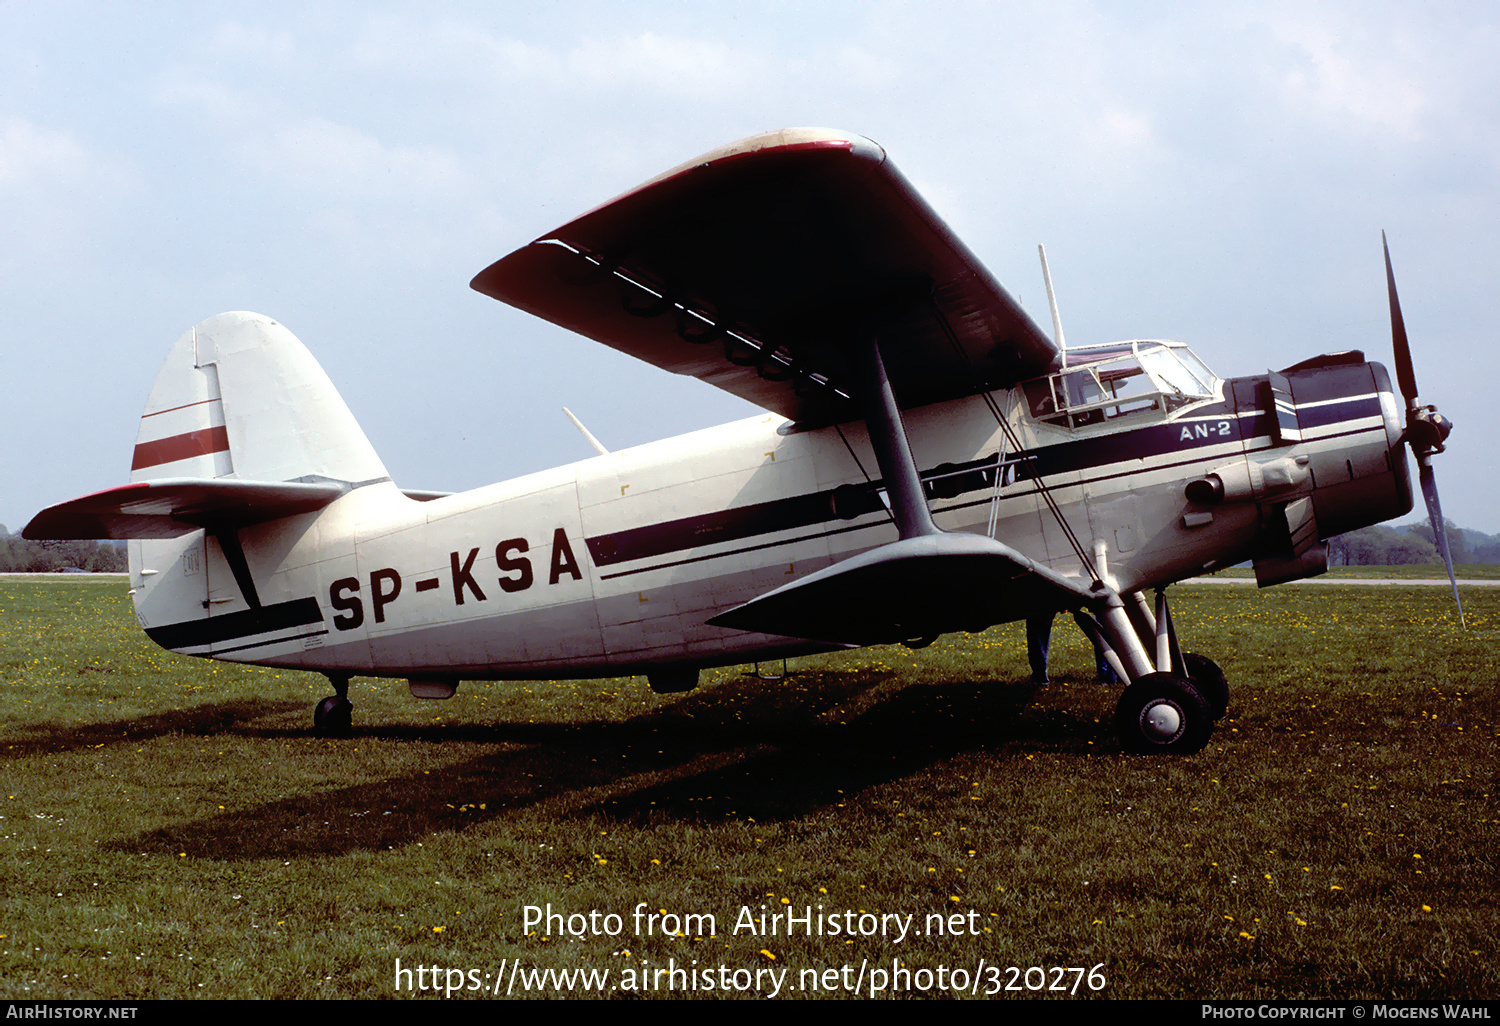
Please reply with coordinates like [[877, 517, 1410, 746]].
[[471, 128, 1059, 425]]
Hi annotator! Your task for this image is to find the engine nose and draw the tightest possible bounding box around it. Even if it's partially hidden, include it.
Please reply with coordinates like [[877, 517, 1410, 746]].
[[1303, 359, 1413, 539], [1374, 360, 1416, 513]]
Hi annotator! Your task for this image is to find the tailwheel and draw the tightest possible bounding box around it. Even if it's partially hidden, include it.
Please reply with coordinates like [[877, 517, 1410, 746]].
[[314, 694, 352, 738], [314, 674, 352, 737], [1183, 652, 1228, 720], [1114, 673, 1213, 755]]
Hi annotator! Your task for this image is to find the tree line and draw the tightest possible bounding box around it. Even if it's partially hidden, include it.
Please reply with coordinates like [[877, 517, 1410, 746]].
[[0, 526, 127, 572], [1327, 520, 1500, 566]]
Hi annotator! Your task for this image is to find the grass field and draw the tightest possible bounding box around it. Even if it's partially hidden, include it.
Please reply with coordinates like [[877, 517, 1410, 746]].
[[1202, 564, 1500, 581], [0, 576, 1494, 1000]]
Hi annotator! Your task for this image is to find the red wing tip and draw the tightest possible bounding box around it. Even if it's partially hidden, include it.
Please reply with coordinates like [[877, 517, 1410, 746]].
[[547, 130, 879, 235]]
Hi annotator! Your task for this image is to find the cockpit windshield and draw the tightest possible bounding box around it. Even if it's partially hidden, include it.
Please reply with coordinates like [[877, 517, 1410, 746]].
[[1023, 341, 1218, 428]]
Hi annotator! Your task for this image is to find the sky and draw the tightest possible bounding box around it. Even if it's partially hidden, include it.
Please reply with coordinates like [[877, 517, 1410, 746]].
[[4, 1, 1497, 537]]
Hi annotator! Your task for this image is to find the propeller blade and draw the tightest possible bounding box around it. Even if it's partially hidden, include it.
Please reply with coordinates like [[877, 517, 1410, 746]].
[[1382, 230, 1420, 406], [1383, 234, 1463, 628], [1417, 460, 1467, 630]]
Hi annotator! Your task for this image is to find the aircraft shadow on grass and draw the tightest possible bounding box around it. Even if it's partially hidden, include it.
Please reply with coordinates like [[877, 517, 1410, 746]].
[[103, 674, 1102, 861], [0, 697, 307, 759]]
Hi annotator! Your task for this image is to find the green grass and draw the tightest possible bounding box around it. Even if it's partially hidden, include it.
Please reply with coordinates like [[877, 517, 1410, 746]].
[[0, 577, 1494, 999], [1202, 564, 1500, 580]]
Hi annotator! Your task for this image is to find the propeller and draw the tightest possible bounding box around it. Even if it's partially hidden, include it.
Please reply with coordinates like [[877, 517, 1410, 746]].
[[1382, 231, 1465, 629]]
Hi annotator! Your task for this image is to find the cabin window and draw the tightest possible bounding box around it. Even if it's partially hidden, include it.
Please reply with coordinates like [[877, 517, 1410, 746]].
[[1023, 342, 1217, 429]]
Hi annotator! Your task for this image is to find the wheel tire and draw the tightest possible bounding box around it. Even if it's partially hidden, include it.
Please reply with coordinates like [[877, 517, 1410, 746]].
[[313, 695, 352, 737], [1183, 652, 1228, 720], [1114, 673, 1213, 754]]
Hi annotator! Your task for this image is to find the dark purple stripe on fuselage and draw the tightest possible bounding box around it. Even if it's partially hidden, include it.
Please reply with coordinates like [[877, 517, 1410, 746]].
[[579, 373, 1386, 576], [144, 597, 323, 650]]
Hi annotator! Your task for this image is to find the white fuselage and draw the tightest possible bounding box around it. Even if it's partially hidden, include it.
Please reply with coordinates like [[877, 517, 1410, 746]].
[[127, 349, 1404, 681]]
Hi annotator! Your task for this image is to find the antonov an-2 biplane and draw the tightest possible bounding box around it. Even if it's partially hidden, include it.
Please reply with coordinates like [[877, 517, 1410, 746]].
[[26, 128, 1460, 754]]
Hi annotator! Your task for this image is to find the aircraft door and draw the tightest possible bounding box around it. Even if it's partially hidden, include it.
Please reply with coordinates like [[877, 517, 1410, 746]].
[[128, 533, 211, 639], [976, 450, 1049, 563], [1085, 487, 1142, 566], [1034, 465, 1091, 576]]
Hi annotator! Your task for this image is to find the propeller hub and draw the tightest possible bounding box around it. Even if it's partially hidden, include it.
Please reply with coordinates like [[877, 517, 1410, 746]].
[[1408, 406, 1453, 455]]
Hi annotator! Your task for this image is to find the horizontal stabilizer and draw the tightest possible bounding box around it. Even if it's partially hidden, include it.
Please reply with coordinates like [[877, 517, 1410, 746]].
[[23, 478, 348, 540], [706, 533, 1092, 646]]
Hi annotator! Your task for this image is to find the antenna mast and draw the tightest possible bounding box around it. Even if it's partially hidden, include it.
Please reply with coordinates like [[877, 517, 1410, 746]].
[[1038, 244, 1067, 350]]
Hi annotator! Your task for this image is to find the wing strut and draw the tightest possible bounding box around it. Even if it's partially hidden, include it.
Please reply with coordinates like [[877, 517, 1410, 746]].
[[707, 324, 1096, 645], [211, 526, 261, 610], [851, 331, 939, 540]]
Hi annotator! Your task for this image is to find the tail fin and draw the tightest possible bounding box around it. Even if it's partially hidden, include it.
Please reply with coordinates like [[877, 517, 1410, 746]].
[[26, 313, 390, 540], [27, 312, 398, 658], [132, 311, 387, 486]]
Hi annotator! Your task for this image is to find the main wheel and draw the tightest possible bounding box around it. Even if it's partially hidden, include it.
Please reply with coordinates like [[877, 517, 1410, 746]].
[[1113, 673, 1213, 754], [313, 695, 352, 737], [1182, 652, 1228, 720]]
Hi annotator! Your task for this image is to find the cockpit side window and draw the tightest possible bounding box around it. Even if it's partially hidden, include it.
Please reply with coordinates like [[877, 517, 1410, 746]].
[[1093, 358, 1156, 417], [1061, 368, 1107, 408], [1024, 378, 1059, 417]]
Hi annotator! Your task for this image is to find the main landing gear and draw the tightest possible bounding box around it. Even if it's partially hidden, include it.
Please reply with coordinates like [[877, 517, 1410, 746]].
[[314, 673, 352, 737], [1113, 673, 1212, 754], [1075, 588, 1228, 755]]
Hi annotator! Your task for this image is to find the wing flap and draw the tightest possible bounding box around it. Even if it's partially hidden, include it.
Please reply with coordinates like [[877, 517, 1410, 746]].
[[706, 533, 1092, 646], [472, 128, 1058, 424], [22, 478, 348, 540]]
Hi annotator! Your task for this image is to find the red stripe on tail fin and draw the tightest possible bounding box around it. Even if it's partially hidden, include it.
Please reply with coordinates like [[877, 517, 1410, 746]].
[[131, 426, 231, 471]]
